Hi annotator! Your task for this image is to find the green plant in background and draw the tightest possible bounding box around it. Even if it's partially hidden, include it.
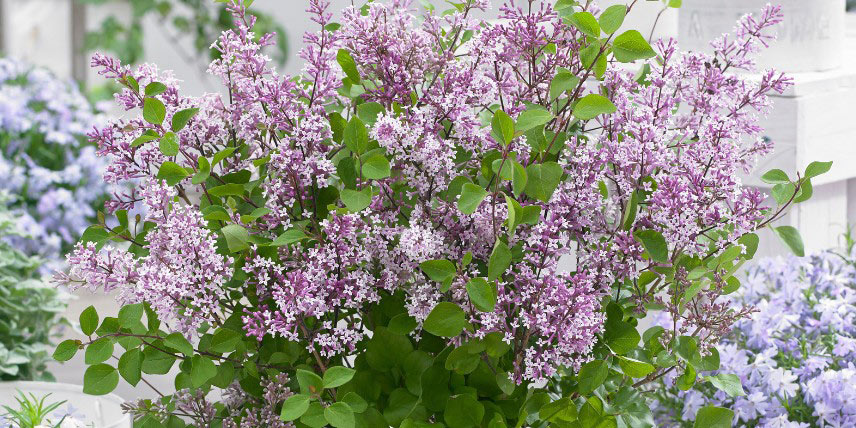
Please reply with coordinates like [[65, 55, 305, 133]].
[[0, 197, 69, 381], [82, 0, 288, 69], [0, 391, 73, 428]]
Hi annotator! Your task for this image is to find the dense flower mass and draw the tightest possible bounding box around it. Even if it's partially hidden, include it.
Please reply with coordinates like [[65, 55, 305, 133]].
[[652, 249, 856, 428], [60, 0, 794, 392], [0, 58, 108, 266]]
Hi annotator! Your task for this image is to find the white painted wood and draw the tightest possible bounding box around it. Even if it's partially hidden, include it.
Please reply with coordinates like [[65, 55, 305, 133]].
[[679, 0, 846, 73]]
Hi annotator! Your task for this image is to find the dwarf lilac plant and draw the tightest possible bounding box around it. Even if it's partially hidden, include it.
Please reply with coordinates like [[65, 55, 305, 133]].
[[54, 1, 825, 427]]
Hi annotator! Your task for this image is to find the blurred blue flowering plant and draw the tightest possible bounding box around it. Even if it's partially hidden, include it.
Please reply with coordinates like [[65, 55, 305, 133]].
[[0, 58, 109, 265], [651, 249, 856, 427]]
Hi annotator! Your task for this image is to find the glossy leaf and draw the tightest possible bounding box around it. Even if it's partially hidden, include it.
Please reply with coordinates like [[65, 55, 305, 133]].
[[424, 302, 466, 337]]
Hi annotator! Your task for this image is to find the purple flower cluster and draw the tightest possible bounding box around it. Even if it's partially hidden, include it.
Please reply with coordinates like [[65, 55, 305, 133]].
[[61, 0, 789, 383], [652, 249, 856, 427], [0, 58, 108, 266]]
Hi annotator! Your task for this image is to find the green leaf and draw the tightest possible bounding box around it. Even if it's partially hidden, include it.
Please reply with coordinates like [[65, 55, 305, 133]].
[[774, 226, 804, 257], [612, 30, 657, 62], [516, 106, 554, 132], [599, 5, 627, 34], [424, 302, 466, 337], [771, 182, 796, 205], [337, 157, 357, 189], [706, 373, 745, 398], [616, 355, 655, 378], [739, 233, 760, 259], [524, 162, 563, 202], [297, 369, 324, 395], [337, 49, 360, 82], [141, 346, 176, 374], [444, 394, 485, 428], [171, 108, 199, 131], [539, 397, 578, 423], [496, 372, 515, 395], [760, 169, 790, 184], [83, 364, 119, 395], [118, 303, 144, 328], [458, 183, 488, 215], [208, 183, 245, 197], [491, 110, 515, 146], [341, 392, 368, 413], [465, 277, 497, 312], [80, 226, 110, 249], [280, 394, 311, 421], [323, 366, 356, 389], [213, 147, 236, 166], [567, 12, 600, 38], [693, 407, 734, 428], [604, 321, 641, 354], [419, 259, 456, 283], [192, 156, 210, 185], [159, 132, 179, 156], [301, 402, 327, 428], [362, 155, 391, 180], [341, 188, 372, 212], [344, 117, 369, 154], [143, 98, 166, 125], [634, 229, 669, 263], [804, 161, 833, 179], [271, 229, 309, 246], [677, 364, 697, 390], [156, 161, 189, 186], [131, 132, 158, 147], [145, 82, 167, 96], [384, 388, 418, 425], [574, 94, 617, 120], [324, 402, 355, 428], [80, 305, 99, 336], [577, 360, 609, 395], [388, 313, 418, 335], [357, 102, 384, 125], [505, 195, 519, 234], [164, 333, 194, 356], [118, 348, 143, 386], [209, 329, 241, 354], [550, 71, 580, 101], [221, 224, 251, 253], [85, 339, 114, 364], [53, 340, 80, 362], [488, 241, 512, 281], [191, 355, 217, 388], [794, 178, 813, 203], [511, 161, 527, 198]]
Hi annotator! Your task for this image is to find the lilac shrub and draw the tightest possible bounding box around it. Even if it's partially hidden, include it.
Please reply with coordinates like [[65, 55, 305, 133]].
[[53, 1, 824, 427], [0, 58, 109, 266], [651, 250, 856, 427]]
